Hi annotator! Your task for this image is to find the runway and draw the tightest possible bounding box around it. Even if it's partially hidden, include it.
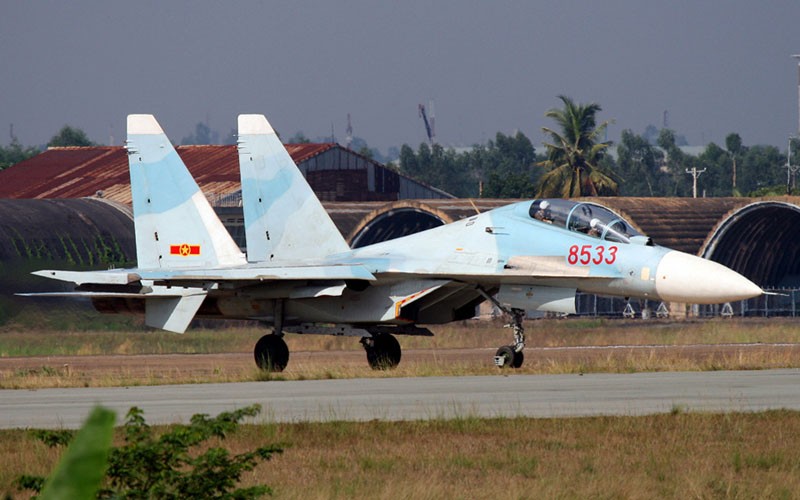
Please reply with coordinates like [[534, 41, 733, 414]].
[[3, 369, 800, 429]]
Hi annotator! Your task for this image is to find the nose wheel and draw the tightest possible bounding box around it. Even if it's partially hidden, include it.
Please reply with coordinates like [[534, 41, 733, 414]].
[[494, 345, 524, 368], [492, 308, 526, 369]]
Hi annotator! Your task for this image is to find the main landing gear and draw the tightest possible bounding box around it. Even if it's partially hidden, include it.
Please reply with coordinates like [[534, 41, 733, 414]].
[[252, 329, 406, 373], [361, 333, 402, 370], [254, 333, 289, 372]]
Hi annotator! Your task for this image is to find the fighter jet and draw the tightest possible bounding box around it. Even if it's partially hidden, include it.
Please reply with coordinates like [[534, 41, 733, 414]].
[[24, 114, 763, 371]]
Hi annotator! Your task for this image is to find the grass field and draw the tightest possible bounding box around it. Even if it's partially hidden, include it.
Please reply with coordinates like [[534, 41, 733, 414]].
[[2, 317, 800, 389], [3, 316, 800, 497], [4, 316, 800, 356], [3, 410, 800, 498]]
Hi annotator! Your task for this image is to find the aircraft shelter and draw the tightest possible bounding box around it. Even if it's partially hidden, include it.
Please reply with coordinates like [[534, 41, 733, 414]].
[[3, 196, 800, 317]]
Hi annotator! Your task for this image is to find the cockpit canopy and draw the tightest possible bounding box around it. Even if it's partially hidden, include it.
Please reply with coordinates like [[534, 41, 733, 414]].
[[529, 199, 650, 245]]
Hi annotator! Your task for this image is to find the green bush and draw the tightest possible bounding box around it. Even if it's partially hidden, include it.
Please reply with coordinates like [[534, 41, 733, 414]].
[[17, 404, 282, 499]]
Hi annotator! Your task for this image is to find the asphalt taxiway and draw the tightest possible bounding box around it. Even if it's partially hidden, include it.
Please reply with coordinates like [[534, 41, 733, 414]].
[[2, 369, 800, 428]]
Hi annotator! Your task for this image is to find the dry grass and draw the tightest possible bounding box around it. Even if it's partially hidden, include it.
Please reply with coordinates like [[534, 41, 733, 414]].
[[3, 343, 800, 390], [5, 316, 800, 357], [3, 317, 800, 389], [3, 411, 800, 498]]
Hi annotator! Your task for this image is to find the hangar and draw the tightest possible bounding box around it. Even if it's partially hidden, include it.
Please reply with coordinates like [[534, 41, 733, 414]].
[[0, 144, 452, 203], [2, 195, 798, 319], [1, 145, 798, 319], [325, 196, 800, 290]]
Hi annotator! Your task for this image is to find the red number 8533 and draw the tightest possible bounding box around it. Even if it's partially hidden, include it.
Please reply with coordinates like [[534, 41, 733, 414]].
[[567, 244, 618, 265]]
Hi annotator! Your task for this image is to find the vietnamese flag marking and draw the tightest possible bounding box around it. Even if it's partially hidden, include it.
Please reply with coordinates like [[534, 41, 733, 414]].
[[170, 244, 201, 256]]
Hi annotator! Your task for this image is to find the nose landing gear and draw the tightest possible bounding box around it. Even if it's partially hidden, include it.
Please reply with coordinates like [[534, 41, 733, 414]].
[[476, 287, 526, 369], [493, 308, 526, 369]]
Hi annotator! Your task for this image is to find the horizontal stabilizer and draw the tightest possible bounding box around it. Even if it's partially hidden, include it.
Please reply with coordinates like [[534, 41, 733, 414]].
[[32, 270, 140, 286], [19, 283, 208, 300]]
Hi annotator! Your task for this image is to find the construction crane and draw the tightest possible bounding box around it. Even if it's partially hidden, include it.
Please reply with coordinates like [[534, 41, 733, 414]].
[[418, 101, 435, 145], [345, 113, 353, 149]]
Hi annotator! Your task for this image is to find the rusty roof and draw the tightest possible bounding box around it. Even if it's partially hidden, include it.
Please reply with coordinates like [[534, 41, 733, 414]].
[[0, 143, 337, 204]]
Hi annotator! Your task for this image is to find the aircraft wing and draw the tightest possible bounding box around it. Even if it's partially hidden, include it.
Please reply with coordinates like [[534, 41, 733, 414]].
[[136, 264, 376, 283], [32, 264, 375, 286]]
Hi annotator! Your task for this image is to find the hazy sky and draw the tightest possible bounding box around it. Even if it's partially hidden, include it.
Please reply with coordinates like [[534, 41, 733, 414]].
[[2, 1, 800, 153]]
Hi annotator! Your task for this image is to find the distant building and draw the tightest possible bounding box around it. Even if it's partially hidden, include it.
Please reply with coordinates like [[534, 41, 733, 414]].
[[0, 143, 453, 203]]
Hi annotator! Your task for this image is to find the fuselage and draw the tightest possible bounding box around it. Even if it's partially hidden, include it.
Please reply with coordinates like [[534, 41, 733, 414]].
[[176, 199, 761, 326]]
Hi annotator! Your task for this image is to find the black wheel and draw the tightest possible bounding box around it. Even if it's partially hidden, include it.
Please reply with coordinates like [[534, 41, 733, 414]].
[[495, 345, 515, 368], [254, 334, 289, 372], [365, 333, 401, 370], [511, 349, 524, 369]]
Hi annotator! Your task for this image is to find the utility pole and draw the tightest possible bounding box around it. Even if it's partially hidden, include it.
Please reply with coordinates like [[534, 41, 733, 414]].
[[788, 137, 800, 195], [788, 55, 800, 194], [685, 166, 706, 198], [345, 113, 353, 149], [793, 55, 800, 136]]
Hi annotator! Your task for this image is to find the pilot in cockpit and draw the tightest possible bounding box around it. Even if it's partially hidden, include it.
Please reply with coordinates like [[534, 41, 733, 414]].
[[588, 218, 602, 237], [534, 201, 553, 223]]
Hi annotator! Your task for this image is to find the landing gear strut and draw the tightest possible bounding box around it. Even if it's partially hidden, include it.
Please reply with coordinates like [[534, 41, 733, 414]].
[[476, 287, 526, 369], [361, 333, 401, 370], [494, 308, 525, 368], [254, 300, 290, 372]]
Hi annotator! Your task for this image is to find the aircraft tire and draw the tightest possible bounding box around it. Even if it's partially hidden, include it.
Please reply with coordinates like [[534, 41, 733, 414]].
[[254, 334, 290, 372], [511, 349, 524, 368], [495, 345, 516, 368], [366, 333, 401, 370]]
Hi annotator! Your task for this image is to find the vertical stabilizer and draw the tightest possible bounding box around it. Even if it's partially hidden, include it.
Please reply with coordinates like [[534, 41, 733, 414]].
[[126, 114, 246, 269], [237, 114, 350, 262]]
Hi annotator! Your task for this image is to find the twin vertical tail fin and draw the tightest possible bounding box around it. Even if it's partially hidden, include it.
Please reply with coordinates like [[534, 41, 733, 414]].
[[126, 114, 246, 270], [237, 114, 350, 263]]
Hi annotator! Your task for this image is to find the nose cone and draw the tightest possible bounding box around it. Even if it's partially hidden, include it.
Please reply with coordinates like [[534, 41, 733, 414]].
[[655, 251, 762, 304]]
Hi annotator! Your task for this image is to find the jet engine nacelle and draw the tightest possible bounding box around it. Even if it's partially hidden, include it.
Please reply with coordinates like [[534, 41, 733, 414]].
[[496, 285, 576, 314]]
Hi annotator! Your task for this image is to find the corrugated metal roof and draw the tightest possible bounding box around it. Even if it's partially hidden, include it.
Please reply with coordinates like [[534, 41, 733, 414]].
[[285, 143, 337, 163], [0, 143, 337, 203]]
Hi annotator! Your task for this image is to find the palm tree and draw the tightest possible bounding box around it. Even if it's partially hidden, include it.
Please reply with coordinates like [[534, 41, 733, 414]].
[[536, 95, 618, 197]]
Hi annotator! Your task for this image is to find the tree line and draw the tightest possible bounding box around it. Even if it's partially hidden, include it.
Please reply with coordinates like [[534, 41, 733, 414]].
[[3, 104, 799, 198], [395, 95, 800, 198], [0, 125, 95, 170]]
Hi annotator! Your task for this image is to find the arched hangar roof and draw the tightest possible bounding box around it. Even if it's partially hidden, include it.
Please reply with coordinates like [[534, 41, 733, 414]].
[[0, 198, 135, 266], [4, 196, 800, 290], [699, 200, 800, 287], [338, 197, 800, 288], [338, 197, 752, 254]]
